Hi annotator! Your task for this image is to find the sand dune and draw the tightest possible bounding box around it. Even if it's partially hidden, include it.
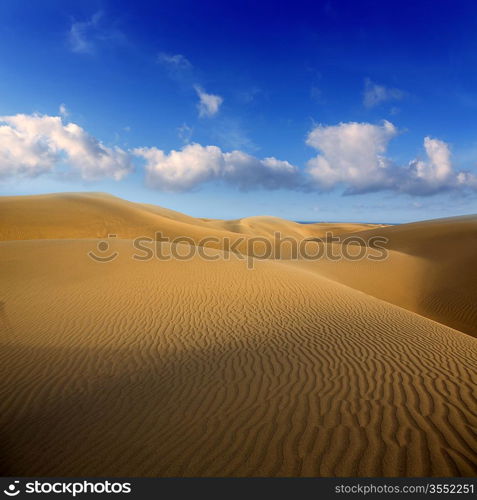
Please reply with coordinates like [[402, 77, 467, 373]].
[[202, 215, 384, 239], [301, 216, 477, 338], [0, 192, 379, 246], [0, 192, 248, 251], [0, 193, 476, 477]]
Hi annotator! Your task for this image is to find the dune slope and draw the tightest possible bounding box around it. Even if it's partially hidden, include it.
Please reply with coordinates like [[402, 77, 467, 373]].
[[1, 239, 476, 476], [1, 193, 476, 477], [302, 216, 477, 337]]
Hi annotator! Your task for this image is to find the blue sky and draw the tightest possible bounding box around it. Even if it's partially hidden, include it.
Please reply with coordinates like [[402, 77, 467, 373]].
[[1, 0, 477, 222]]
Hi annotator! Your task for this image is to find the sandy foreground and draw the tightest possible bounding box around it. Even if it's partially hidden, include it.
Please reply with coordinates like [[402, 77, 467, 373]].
[[0, 193, 476, 476]]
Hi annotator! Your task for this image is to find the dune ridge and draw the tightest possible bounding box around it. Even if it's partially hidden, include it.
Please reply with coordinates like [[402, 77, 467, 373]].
[[1, 193, 476, 476], [0, 192, 382, 243]]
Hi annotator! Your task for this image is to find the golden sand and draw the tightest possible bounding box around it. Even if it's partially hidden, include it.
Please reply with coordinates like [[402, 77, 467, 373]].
[[1, 193, 476, 476]]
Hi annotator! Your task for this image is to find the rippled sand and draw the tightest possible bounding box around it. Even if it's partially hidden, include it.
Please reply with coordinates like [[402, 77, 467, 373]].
[[1, 193, 476, 476]]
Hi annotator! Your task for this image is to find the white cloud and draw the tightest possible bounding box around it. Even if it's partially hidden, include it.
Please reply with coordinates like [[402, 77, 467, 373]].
[[2, 111, 476, 198], [404, 137, 477, 194], [306, 121, 398, 193], [363, 79, 405, 108], [0, 120, 56, 178], [409, 137, 453, 185], [133, 143, 301, 192], [0, 114, 132, 181], [306, 121, 477, 195], [194, 85, 223, 117]]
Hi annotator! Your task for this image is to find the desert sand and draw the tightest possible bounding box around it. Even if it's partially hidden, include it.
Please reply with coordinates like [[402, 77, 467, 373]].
[[1, 193, 476, 476]]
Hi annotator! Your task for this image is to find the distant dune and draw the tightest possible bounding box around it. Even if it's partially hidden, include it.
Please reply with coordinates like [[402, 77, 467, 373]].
[[0, 192, 382, 243], [0, 193, 476, 476]]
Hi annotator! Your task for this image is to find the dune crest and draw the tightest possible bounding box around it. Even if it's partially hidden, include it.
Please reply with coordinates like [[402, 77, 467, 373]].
[[0, 192, 381, 243]]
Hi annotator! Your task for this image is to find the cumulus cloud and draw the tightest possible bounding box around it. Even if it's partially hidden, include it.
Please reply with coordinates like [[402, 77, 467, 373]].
[[2, 111, 476, 198], [404, 137, 477, 194], [0, 113, 132, 181], [138, 130, 476, 195], [194, 85, 223, 117], [409, 137, 453, 187], [306, 121, 398, 193], [133, 143, 301, 192], [306, 121, 477, 195], [363, 78, 405, 108]]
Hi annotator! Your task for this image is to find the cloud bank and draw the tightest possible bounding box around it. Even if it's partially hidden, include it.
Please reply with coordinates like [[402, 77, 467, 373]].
[[1, 112, 475, 196], [134, 143, 301, 191]]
